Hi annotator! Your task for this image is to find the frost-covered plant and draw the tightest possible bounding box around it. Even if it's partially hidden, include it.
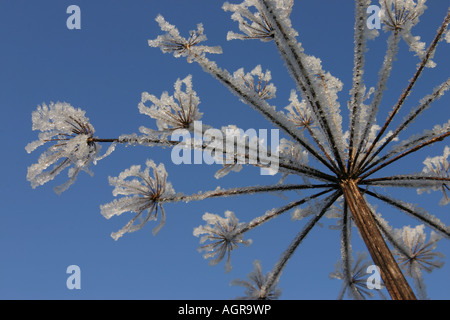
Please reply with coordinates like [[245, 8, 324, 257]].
[[418, 146, 450, 206], [26, 0, 450, 300], [25, 102, 100, 194], [148, 15, 222, 63], [100, 159, 175, 240], [231, 260, 282, 300], [330, 252, 387, 300], [194, 211, 252, 272], [393, 225, 444, 299], [138, 75, 203, 133], [233, 65, 277, 100]]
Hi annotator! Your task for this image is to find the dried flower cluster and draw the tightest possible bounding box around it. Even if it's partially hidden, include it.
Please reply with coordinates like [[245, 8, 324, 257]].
[[193, 211, 252, 272], [26, 102, 99, 194], [100, 159, 175, 240]]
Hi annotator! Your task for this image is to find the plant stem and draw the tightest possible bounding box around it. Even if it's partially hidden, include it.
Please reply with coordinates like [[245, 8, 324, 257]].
[[340, 179, 416, 300], [356, 9, 450, 175]]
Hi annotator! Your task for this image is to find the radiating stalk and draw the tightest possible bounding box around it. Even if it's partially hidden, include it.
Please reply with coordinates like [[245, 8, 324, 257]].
[[355, 9, 450, 174], [260, 190, 342, 297]]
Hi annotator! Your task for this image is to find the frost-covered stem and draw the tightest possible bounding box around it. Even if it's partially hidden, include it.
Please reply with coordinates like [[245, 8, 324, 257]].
[[373, 213, 410, 258], [260, 191, 342, 297], [237, 188, 335, 236], [340, 200, 361, 299], [302, 121, 341, 174], [361, 123, 450, 176], [363, 189, 450, 237], [347, 0, 370, 173], [161, 183, 337, 204], [91, 136, 178, 146], [356, 9, 450, 174], [358, 78, 450, 174], [190, 54, 339, 175], [353, 31, 401, 171], [361, 175, 450, 186], [92, 135, 336, 181], [258, 0, 346, 173], [341, 179, 416, 300], [359, 131, 450, 180]]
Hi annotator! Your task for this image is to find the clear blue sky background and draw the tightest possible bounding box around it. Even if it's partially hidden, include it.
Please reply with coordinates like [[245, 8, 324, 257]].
[[0, 0, 449, 300]]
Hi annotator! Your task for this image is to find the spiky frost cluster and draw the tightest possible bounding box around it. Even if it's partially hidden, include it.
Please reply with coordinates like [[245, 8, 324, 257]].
[[418, 146, 450, 205], [231, 260, 282, 300], [223, 0, 293, 41], [233, 65, 276, 100], [100, 160, 175, 240], [194, 211, 252, 272], [330, 252, 387, 300], [380, 0, 434, 66], [26, 102, 99, 194], [394, 225, 445, 299], [139, 75, 203, 133], [148, 15, 222, 63]]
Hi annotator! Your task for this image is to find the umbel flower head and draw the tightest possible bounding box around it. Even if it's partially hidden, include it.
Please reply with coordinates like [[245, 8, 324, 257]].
[[231, 260, 282, 300], [193, 210, 252, 272], [233, 65, 276, 100], [393, 225, 444, 299], [148, 15, 222, 63], [380, 0, 426, 32], [330, 252, 386, 300], [380, 0, 433, 65], [100, 159, 175, 240], [285, 90, 316, 130], [418, 146, 450, 205], [138, 75, 202, 132], [223, 0, 293, 42], [25, 102, 99, 194]]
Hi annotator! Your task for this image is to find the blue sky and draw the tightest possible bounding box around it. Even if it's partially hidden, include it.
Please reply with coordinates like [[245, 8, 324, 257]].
[[0, 0, 449, 300]]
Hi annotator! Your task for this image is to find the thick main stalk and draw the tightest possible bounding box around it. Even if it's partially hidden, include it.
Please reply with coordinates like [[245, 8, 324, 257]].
[[340, 179, 416, 300]]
